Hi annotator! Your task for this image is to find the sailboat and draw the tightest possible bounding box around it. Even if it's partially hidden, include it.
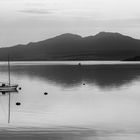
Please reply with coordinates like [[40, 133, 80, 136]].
[[0, 55, 19, 95], [0, 54, 20, 123]]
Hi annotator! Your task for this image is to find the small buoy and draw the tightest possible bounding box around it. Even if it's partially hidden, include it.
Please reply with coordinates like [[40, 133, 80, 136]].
[[83, 83, 86, 85], [44, 92, 48, 95], [16, 102, 21, 106], [2, 92, 5, 95], [19, 87, 22, 90]]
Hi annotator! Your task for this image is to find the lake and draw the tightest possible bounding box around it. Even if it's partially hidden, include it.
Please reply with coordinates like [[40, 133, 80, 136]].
[[0, 61, 140, 140]]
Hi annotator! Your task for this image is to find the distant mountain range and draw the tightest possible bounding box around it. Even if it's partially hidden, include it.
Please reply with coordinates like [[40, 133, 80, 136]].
[[1, 32, 140, 61]]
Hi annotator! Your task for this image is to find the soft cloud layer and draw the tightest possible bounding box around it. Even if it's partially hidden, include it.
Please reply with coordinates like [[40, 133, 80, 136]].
[[20, 9, 51, 15], [0, 0, 140, 47]]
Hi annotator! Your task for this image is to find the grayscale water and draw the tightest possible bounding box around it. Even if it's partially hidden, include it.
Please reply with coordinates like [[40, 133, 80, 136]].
[[0, 61, 140, 140]]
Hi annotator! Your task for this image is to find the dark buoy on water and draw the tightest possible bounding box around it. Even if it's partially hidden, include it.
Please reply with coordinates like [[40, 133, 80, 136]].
[[16, 102, 21, 106], [2, 92, 6, 95], [44, 92, 48, 95], [19, 87, 22, 90], [83, 83, 86, 85]]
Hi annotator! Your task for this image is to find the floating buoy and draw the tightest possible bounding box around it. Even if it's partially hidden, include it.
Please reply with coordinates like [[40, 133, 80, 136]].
[[18, 87, 22, 90], [44, 92, 48, 95], [16, 102, 21, 106], [2, 92, 6, 95], [83, 83, 86, 85]]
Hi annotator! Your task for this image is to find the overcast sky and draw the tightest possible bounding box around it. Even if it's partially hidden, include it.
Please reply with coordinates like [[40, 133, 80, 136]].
[[0, 0, 140, 47]]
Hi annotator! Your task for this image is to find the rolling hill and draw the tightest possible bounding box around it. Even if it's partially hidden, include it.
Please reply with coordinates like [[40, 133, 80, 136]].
[[1, 32, 140, 61]]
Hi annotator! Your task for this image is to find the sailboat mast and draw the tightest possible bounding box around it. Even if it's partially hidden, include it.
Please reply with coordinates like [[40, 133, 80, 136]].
[[8, 54, 11, 85], [8, 54, 11, 124]]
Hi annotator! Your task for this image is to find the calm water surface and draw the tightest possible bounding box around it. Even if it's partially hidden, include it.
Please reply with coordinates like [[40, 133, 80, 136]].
[[0, 61, 140, 140]]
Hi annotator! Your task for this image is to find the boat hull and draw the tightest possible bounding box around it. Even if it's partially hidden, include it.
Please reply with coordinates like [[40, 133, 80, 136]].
[[0, 85, 18, 93]]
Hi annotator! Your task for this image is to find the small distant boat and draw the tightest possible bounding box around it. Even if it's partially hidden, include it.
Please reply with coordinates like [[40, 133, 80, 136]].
[[78, 62, 82, 66]]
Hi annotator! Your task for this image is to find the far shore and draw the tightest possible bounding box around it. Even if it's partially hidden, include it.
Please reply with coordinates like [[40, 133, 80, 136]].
[[0, 60, 139, 66]]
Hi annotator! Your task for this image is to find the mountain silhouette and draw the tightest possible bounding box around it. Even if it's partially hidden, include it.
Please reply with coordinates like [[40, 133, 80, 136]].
[[1, 32, 140, 61]]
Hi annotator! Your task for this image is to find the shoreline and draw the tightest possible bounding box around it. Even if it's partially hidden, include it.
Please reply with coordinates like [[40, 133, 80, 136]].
[[0, 61, 140, 66]]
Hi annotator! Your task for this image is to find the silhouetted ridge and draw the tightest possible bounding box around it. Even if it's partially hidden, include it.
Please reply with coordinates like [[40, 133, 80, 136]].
[[0, 32, 140, 61], [96, 32, 123, 37], [92, 32, 134, 40], [54, 33, 82, 40]]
